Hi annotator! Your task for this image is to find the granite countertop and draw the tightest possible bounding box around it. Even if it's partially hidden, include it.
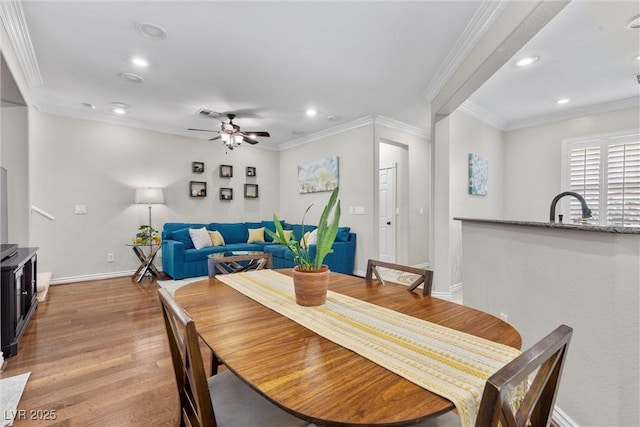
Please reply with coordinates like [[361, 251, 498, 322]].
[[453, 217, 640, 234]]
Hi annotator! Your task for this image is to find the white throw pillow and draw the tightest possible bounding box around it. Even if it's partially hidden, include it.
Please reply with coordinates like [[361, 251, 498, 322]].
[[307, 229, 318, 245], [189, 227, 213, 249]]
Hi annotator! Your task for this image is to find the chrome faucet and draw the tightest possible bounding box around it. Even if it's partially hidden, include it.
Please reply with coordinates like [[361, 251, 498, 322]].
[[549, 191, 592, 223]]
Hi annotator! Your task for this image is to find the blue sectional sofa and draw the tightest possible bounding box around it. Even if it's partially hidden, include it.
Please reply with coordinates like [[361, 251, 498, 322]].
[[161, 221, 356, 279]]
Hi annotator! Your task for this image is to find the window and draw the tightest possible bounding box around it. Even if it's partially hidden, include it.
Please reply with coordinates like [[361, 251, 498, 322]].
[[563, 132, 640, 227]]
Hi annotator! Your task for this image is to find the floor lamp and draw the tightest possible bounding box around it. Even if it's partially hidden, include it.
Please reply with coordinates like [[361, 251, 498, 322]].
[[134, 187, 165, 248]]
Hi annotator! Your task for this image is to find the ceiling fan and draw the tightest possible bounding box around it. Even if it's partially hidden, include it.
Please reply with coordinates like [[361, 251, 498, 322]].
[[188, 113, 270, 150]]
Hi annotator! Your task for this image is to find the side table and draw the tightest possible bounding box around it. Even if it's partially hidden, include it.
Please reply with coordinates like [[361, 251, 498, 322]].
[[127, 244, 161, 283]]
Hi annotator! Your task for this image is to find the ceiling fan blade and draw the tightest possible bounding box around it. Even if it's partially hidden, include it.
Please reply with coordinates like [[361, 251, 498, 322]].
[[244, 131, 270, 137], [188, 128, 219, 133], [242, 136, 259, 145], [208, 135, 222, 141]]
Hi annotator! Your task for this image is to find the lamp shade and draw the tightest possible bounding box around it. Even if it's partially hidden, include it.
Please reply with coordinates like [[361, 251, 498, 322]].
[[134, 188, 165, 204]]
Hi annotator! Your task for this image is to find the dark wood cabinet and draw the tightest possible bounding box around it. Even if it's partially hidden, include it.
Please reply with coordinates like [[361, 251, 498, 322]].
[[1, 247, 38, 358]]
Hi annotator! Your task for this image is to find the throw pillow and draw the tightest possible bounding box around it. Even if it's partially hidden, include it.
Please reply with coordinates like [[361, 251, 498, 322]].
[[172, 228, 195, 249], [208, 230, 225, 247], [189, 227, 212, 249], [275, 229, 293, 244], [247, 227, 265, 243], [307, 228, 318, 245], [300, 231, 311, 248]]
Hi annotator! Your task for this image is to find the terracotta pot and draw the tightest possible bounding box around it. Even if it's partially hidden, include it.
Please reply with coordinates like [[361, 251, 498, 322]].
[[292, 265, 330, 306]]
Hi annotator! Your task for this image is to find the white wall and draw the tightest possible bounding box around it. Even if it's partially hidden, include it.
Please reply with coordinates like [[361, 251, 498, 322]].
[[1, 104, 29, 246], [376, 124, 430, 267], [278, 125, 375, 275], [504, 107, 640, 221], [28, 111, 280, 281], [433, 110, 504, 293]]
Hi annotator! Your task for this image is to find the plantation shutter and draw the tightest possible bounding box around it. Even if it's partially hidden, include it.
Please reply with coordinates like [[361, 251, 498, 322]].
[[569, 146, 600, 222], [606, 142, 640, 226]]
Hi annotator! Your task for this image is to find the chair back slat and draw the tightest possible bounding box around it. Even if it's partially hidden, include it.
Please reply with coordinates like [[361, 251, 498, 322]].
[[366, 259, 433, 296], [475, 324, 573, 427], [159, 289, 217, 427]]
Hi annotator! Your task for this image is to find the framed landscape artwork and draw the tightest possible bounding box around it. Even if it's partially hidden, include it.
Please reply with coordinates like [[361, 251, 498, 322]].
[[297, 156, 339, 194]]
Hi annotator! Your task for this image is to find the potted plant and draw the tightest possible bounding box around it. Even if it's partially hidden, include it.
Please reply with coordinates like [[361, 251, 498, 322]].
[[266, 187, 341, 306], [136, 225, 160, 245]]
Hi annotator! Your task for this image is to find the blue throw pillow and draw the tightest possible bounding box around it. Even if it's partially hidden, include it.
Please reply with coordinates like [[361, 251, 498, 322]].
[[211, 222, 247, 244], [262, 219, 285, 242], [336, 227, 351, 242], [172, 227, 195, 249]]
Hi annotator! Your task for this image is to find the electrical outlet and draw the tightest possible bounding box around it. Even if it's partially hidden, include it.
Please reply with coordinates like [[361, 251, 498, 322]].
[[107, 253, 115, 262]]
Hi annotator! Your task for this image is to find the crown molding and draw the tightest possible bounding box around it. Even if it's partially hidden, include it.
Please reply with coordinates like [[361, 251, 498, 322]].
[[458, 100, 508, 130], [0, 0, 42, 88], [374, 115, 430, 139], [504, 97, 640, 131], [422, 0, 508, 103], [278, 116, 375, 150]]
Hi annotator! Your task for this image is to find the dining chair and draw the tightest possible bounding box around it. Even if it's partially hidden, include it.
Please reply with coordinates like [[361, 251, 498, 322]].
[[475, 324, 573, 426], [158, 289, 308, 427], [419, 324, 573, 427], [366, 259, 433, 296]]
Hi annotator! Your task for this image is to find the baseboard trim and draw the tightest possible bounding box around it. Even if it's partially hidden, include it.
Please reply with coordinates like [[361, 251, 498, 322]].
[[50, 270, 135, 285], [553, 406, 578, 427], [450, 282, 463, 294]]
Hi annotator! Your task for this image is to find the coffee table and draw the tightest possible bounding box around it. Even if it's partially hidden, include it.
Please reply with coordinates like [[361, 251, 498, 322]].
[[207, 251, 272, 277]]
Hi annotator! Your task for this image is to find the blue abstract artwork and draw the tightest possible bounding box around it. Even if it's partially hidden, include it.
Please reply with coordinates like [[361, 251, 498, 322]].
[[468, 153, 488, 196]]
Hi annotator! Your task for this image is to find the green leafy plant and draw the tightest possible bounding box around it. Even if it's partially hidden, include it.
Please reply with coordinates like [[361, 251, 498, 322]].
[[136, 224, 159, 244], [266, 187, 341, 271]]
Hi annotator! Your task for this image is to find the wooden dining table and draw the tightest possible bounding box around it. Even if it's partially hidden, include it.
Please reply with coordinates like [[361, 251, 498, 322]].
[[173, 269, 521, 426]]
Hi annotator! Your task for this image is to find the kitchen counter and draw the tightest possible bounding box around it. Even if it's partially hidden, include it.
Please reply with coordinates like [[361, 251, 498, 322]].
[[453, 217, 640, 234], [456, 218, 639, 426]]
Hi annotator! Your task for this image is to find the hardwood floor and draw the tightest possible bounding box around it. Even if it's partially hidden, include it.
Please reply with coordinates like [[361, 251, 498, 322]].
[[0, 277, 179, 426]]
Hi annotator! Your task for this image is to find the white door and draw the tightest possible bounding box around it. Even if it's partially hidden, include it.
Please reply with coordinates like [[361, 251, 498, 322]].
[[379, 164, 396, 262]]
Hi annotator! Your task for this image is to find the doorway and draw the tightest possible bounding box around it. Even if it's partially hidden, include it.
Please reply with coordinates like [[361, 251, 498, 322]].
[[378, 164, 396, 262]]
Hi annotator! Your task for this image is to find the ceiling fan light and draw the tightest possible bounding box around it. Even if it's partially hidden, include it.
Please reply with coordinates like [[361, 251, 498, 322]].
[[221, 133, 230, 142]]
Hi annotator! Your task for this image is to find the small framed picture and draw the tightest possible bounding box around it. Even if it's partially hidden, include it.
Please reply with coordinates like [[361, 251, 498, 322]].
[[246, 166, 256, 177], [244, 184, 259, 198], [220, 187, 233, 201], [190, 181, 207, 197], [220, 164, 233, 178], [192, 161, 204, 173]]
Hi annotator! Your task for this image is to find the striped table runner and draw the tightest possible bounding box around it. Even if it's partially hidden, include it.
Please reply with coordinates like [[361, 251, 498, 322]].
[[217, 270, 520, 427]]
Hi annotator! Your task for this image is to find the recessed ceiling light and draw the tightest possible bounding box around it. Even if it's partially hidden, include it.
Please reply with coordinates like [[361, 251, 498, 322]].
[[119, 72, 144, 83], [113, 108, 127, 115], [514, 56, 539, 67], [635, 54, 640, 61], [136, 22, 169, 39], [82, 102, 96, 109], [131, 57, 149, 68], [626, 14, 640, 29], [306, 108, 318, 117], [556, 98, 570, 105]]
